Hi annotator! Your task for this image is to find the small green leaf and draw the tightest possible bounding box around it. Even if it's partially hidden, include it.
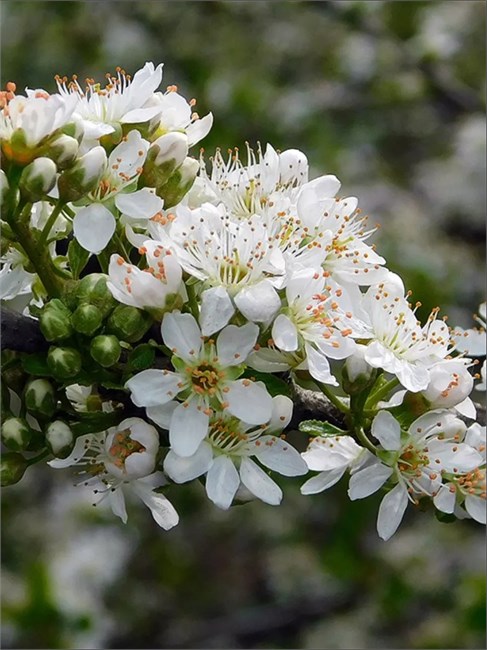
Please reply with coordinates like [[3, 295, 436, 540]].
[[21, 353, 52, 377], [67, 238, 91, 280], [299, 419, 347, 436], [127, 344, 156, 372]]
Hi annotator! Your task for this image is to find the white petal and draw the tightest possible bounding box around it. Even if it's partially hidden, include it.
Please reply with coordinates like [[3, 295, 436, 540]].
[[164, 442, 213, 483], [301, 468, 346, 495], [217, 322, 259, 366], [121, 105, 162, 124], [348, 462, 392, 500], [200, 287, 235, 336], [305, 343, 338, 386], [252, 436, 308, 476], [48, 434, 92, 469], [376, 483, 409, 541], [146, 401, 178, 429], [272, 314, 298, 352], [205, 455, 240, 509], [433, 484, 456, 514], [454, 397, 477, 419], [427, 440, 482, 473], [465, 495, 486, 524], [132, 482, 179, 530], [239, 457, 282, 505], [108, 487, 128, 523], [161, 312, 202, 361], [234, 281, 281, 323], [267, 395, 294, 433], [115, 188, 163, 220], [225, 380, 273, 424], [125, 369, 181, 407], [186, 112, 213, 146], [73, 204, 116, 254], [169, 401, 209, 457], [372, 411, 402, 451]]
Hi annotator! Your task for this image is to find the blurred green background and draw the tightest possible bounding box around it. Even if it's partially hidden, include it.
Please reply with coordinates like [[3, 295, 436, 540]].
[[1, 1, 485, 648]]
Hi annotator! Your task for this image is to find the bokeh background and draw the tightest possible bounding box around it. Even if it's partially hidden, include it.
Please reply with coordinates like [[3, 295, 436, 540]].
[[1, 1, 485, 648]]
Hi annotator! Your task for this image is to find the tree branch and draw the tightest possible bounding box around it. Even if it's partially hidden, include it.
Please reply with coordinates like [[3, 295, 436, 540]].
[[1, 307, 485, 426], [1, 307, 49, 353]]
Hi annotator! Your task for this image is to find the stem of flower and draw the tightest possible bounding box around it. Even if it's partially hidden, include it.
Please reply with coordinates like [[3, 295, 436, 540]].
[[355, 426, 377, 454], [5, 202, 66, 298], [364, 377, 401, 410], [38, 200, 66, 246], [317, 382, 350, 414]]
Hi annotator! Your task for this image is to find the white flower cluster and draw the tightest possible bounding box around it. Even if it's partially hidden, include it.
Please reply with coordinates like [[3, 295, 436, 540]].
[[1, 63, 484, 539]]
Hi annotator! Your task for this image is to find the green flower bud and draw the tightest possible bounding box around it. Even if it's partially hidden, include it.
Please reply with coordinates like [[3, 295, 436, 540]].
[[47, 346, 82, 379], [2, 362, 26, 395], [106, 305, 152, 343], [140, 132, 188, 191], [76, 274, 117, 318], [342, 346, 376, 396], [90, 335, 121, 367], [99, 123, 123, 149], [19, 157, 57, 201], [45, 420, 74, 459], [0, 170, 9, 208], [1, 452, 28, 487], [40, 299, 73, 342], [157, 157, 199, 207], [43, 133, 79, 169], [1, 417, 33, 451], [71, 303, 103, 335], [58, 146, 107, 202], [25, 378, 57, 417]]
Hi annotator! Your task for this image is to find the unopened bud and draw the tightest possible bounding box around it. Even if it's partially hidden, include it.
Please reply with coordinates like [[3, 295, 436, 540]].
[[47, 346, 82, 379], [0, 170, 9, 208], [90, 335, 121, 367], [157, 156, 199, 207], [76, 273, 117, 318], [1, 452, 28, 487], [140, 132, 188, 191], [58, 146, 107, 202], [45, 420, 74, 458], [71, 303, 103, 335], [106, 305, 152, 343], [25, 378, 57, 418], [343, 345, 375, 395], [1, 417, 33, 451], [44, 133, 79, 169], [19, 157, 57, 201], [39, 299, 73, 342]]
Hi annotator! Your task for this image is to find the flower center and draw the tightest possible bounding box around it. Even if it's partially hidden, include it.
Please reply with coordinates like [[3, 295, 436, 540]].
[[190, 363, 222, 395], [108, 428, 145, 469], [208, 416, 248, 453], [397, 443, 429, 477], [455, 468, 486, 499]]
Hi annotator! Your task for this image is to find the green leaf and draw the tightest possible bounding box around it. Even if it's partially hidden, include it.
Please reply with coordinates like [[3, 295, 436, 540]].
[[434, 509, 457, 524], [127, 344, 156, 371], [242, 370, 292, 397], [21, 353, 52, 377], [299, 419, 347, 437], [67, 238, 91, 280]]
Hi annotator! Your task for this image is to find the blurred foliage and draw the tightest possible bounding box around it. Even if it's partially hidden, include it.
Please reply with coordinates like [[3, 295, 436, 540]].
[[1, 1, 485, 648]]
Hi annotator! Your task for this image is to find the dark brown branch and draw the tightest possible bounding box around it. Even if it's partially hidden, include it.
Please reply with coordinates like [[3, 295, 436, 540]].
[[1, 307, 49, 353], [1, 307, 485, 426]]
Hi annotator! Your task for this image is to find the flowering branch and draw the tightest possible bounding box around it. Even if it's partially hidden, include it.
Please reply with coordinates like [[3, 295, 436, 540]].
[[1, 62, 485, 541]]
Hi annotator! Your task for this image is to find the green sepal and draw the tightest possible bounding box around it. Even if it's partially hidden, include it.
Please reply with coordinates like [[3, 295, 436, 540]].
[[67, 238, 91, 280], [127, 344, 156, 372], [298, 419, 347, 437]]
